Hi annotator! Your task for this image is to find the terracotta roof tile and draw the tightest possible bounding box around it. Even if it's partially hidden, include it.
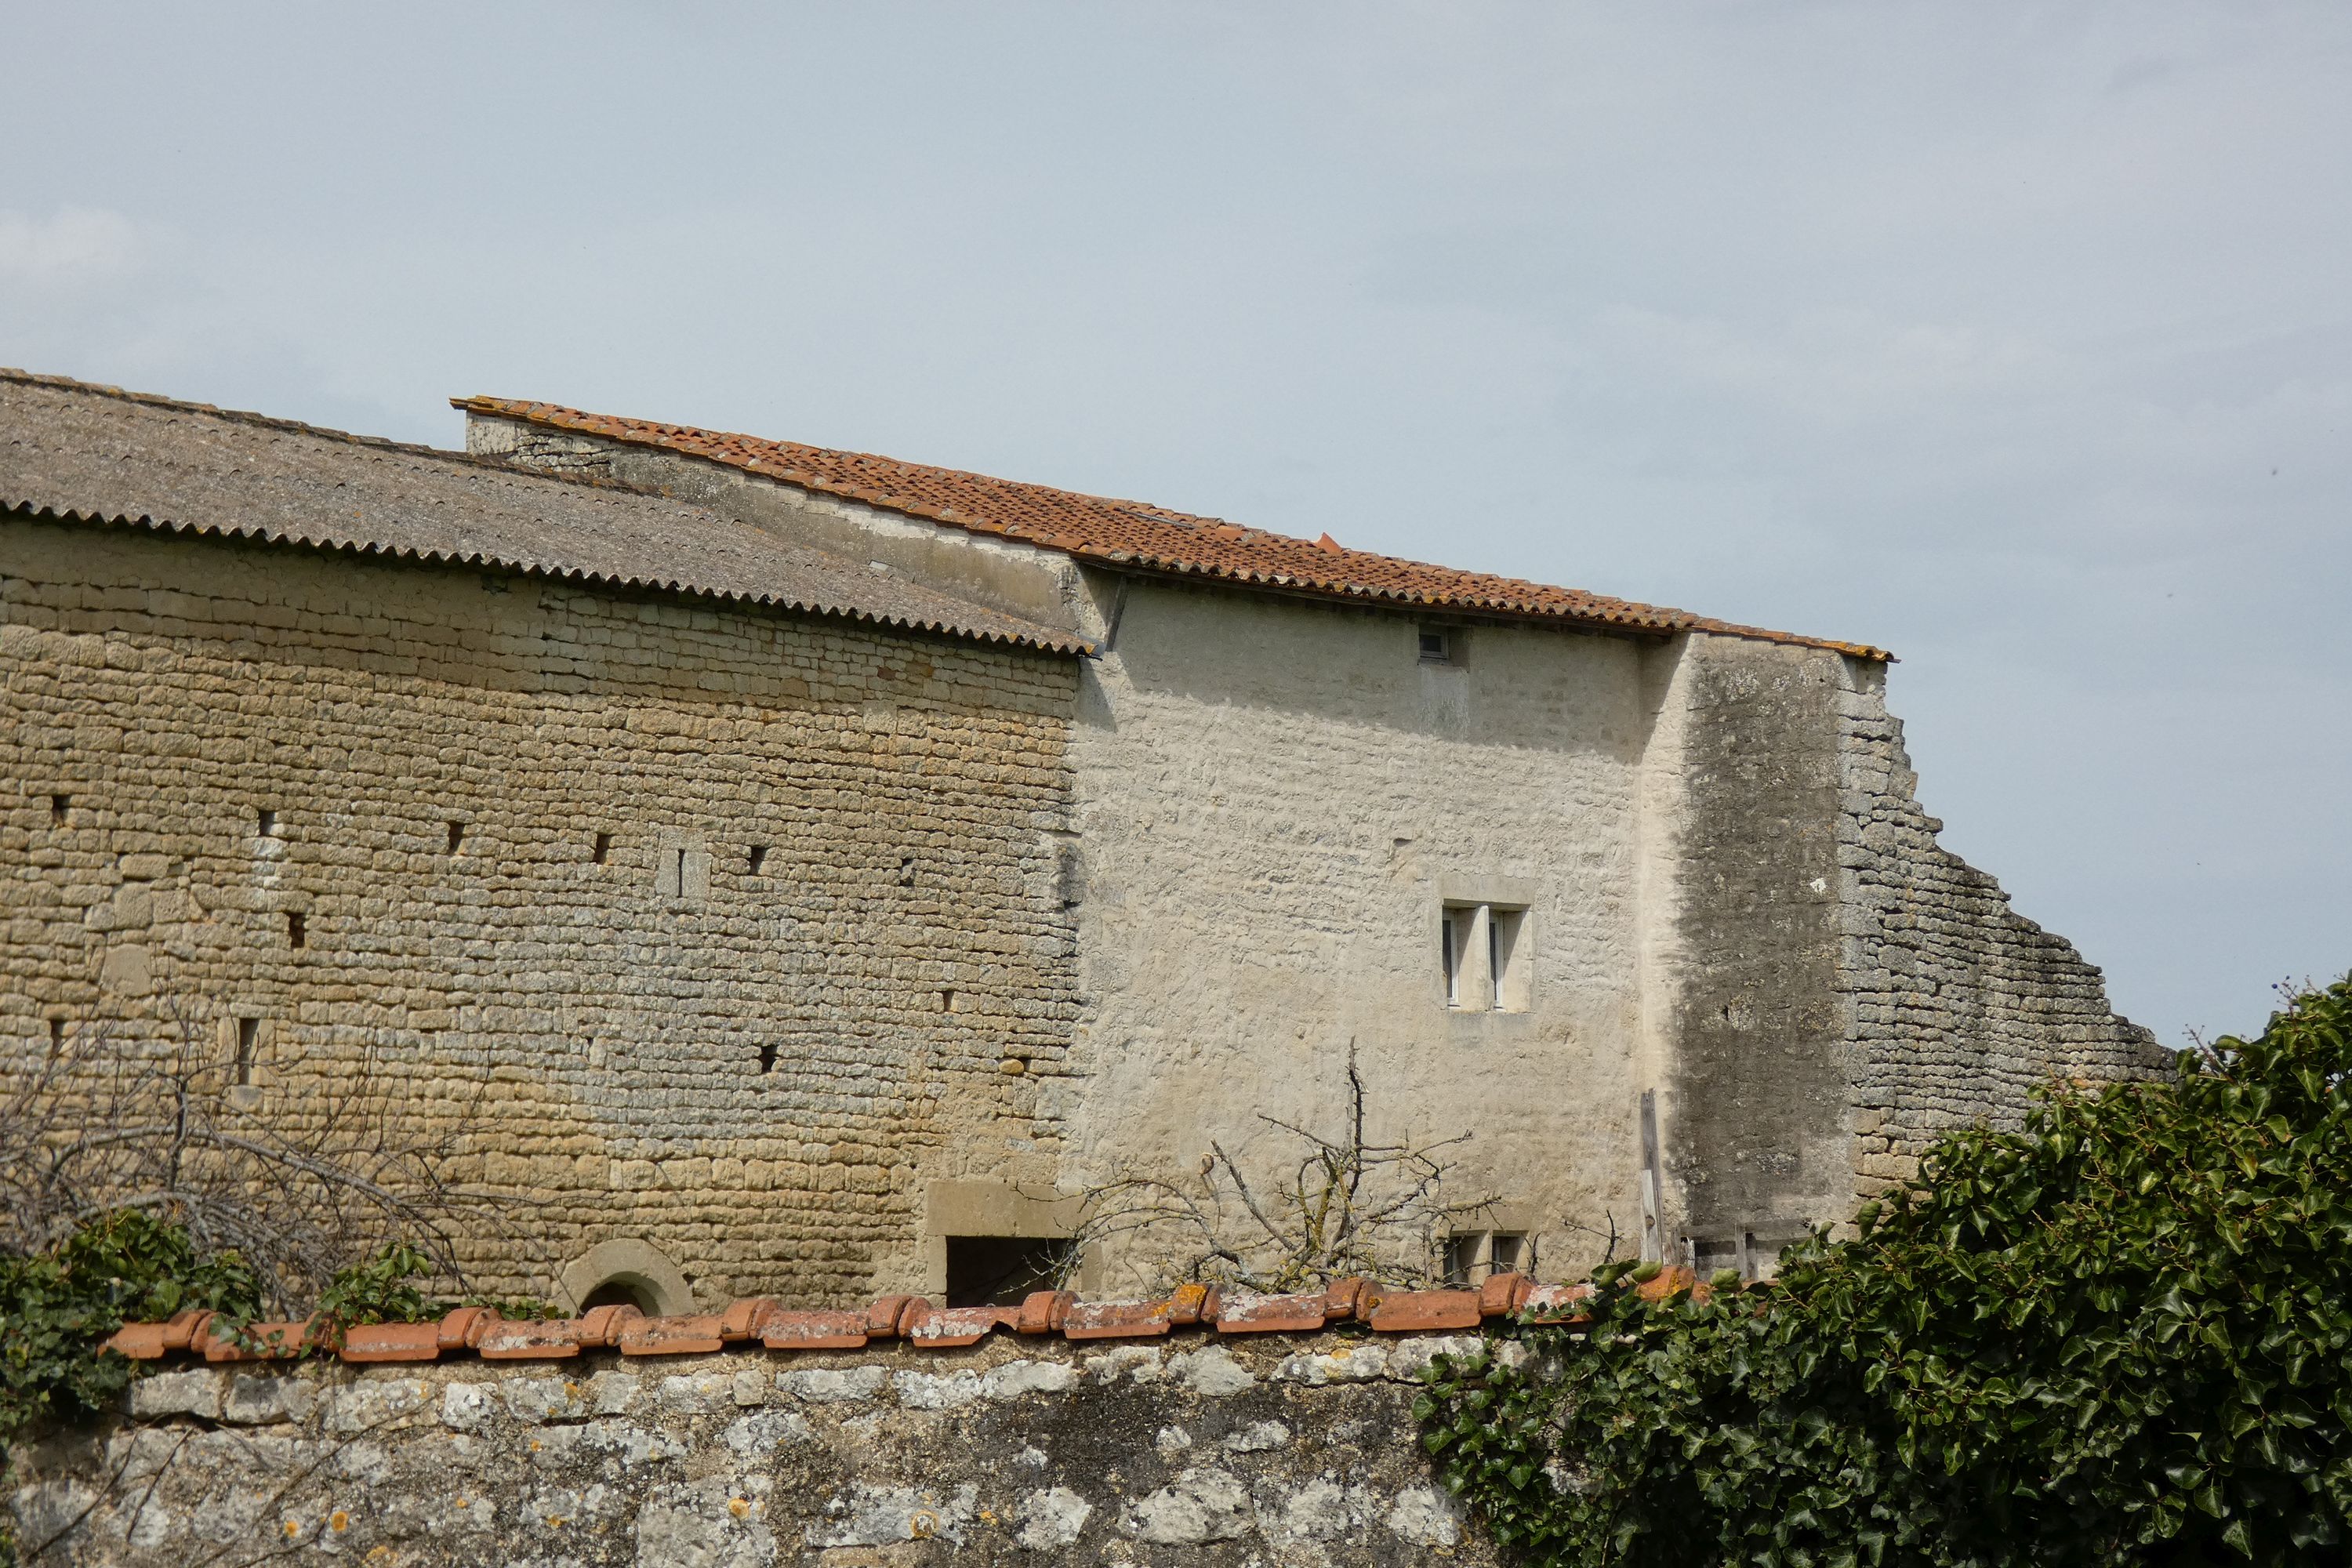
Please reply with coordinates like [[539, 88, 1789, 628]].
[[454, 395, 1890, 662]]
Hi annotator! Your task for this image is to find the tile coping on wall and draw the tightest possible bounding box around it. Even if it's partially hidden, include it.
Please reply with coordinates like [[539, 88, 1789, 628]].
[[104, 1271, 1714, 1367]]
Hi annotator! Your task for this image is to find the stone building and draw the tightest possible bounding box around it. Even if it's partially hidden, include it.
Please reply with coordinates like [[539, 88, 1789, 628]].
[[0, 368, 2158, 1313]]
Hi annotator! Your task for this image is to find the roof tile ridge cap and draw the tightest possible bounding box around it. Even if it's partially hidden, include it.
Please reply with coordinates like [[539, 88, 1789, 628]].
[[110, 1279, 1601, 1360]]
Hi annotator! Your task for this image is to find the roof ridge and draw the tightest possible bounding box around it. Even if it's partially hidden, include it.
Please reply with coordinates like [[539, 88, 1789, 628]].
[[455, 394, 1892, 662]]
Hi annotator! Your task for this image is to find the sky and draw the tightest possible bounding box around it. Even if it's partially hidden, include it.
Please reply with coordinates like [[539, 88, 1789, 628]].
[[3, 2, 2345, 1046]]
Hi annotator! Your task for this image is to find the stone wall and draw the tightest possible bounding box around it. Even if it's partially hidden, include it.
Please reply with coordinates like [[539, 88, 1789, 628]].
[[6, 1331, 1490, 1567], [1835, 659, 2164, 1194], [1635, 634, 1856, 1266], [0, 514, 1081, 1305]]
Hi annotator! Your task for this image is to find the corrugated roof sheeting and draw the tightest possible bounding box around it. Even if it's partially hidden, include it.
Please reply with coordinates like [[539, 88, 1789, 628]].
[[0, 371, 1087, 656]]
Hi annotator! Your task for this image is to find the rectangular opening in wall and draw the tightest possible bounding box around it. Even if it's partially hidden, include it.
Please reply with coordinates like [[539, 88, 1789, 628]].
[[592, 833, 611, 866], [1691, 1236, 1742, 1279], [47, 1018, 64, 1058], [945, 1236, 1070, 1308], [757, 1041, 778, 1073], [234, 1018, 259, 1087], [1442, 1232, 1480, 1287], [1417, 626, 1458, 665], [287, 912, 306, 949], [1440, 905, 1473, 1007], [747, 844, 768, 876], [939, 989, 956, 1013], [445, 821, 466, 855], [1490, 1232, 1530, 1276], [1489, 906, 1530, 1011], [256, 808, 276, 837], [49, 793, 69, 826]]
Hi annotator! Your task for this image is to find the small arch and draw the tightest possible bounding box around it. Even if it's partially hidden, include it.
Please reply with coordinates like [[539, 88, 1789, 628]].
[[556, 1238, 695, 1318]]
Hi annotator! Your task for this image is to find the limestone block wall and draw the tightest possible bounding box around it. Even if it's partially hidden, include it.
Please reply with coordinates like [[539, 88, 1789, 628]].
[[1063, 582, 1653, 1293], [1835, 659, 2164, 1195], [7, 1331, 1490, 1567], [0, 515, 1081, 1304]]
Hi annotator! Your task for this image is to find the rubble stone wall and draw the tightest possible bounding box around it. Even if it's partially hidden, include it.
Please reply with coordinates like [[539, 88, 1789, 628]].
[[6, 1330, 1494, 1568], [0, 515, 1081, 1305], [1835, 658, 2165, 1194]]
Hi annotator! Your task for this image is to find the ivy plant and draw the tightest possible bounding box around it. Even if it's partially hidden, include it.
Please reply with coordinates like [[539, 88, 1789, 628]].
[[1420, 975, 2352, 1566], [0, 1210, 260, 1446]]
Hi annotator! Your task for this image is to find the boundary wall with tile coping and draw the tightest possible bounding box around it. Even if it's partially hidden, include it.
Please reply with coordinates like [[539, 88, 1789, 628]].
[[9, 1276, 1670, 1567]]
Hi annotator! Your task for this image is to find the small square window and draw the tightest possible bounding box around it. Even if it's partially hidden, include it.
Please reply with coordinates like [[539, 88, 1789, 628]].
[[1442, 1233, 1482, 1287], [1417, 627, 1455, 664]]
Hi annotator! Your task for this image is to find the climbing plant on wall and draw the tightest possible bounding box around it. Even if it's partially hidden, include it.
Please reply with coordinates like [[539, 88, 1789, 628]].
[[1420, 975, 2352, 1566]]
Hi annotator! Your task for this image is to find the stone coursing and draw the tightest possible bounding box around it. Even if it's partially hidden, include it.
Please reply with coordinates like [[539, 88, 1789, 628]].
[[6, 1332, 1493, 1567], [1836, 660, 2164, 1194], [0, 515, 1081, 1304]]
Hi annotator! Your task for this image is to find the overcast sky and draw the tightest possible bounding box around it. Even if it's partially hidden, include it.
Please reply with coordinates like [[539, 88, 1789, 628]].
[[5, 2, 2345, 1045]]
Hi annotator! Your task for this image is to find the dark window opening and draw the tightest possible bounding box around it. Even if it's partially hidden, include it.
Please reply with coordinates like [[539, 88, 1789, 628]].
[[1491, 1232, 1530, 1276], [1440, 907, 1467, 1007], [287, 912, 306, 949], [899, 855, 918, 887], [256, 808, 277, 837], [757, 1041, 779, 1073], [234, 1018, 260, 1087], [48, 1018, 64, 1058], [579, 1278, 656, 1314], [946, 1236, 1072, 1308], [49, 793, 70, 826], [939, 989, 956, 1013], [747, 844, 768, 875], [1443, 1234, 1480, 1287], [592, 833, 611, 866], [446, 822, 466, 855]]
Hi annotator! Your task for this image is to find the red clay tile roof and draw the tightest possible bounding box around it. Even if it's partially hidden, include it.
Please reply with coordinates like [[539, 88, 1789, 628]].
[[452, 396, 1891, 662]]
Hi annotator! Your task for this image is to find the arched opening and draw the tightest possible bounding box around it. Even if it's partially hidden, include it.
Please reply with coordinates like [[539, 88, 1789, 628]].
[[556, 1238, 696, 1319], [578, 1276, 659, 1314]]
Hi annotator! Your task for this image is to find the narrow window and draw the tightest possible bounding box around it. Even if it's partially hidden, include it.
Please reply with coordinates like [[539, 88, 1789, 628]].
[[1440, 907, 1467, 1007], [47, 1018, 65, 1058], [256, 808, 277, 837], [49, 793, 70, 826], [445, 821, 466, 855], [747, 844, 768, 875], [939, 988, 956, 1013], [287, 912, 307, 949], [757, 1041, 779, 1073], [234, 1018, 259, 1087], [1443, 1233, 1483, 1287], [1490, 1232, 1530, 1277], [591, 833, 611, 866], [1489, 907, 1529, 1011]]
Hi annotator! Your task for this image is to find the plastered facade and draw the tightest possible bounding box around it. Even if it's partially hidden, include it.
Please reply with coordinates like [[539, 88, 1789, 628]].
[[0, 514, 1083, 1305], [9, 1330, 1493, 1567]]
